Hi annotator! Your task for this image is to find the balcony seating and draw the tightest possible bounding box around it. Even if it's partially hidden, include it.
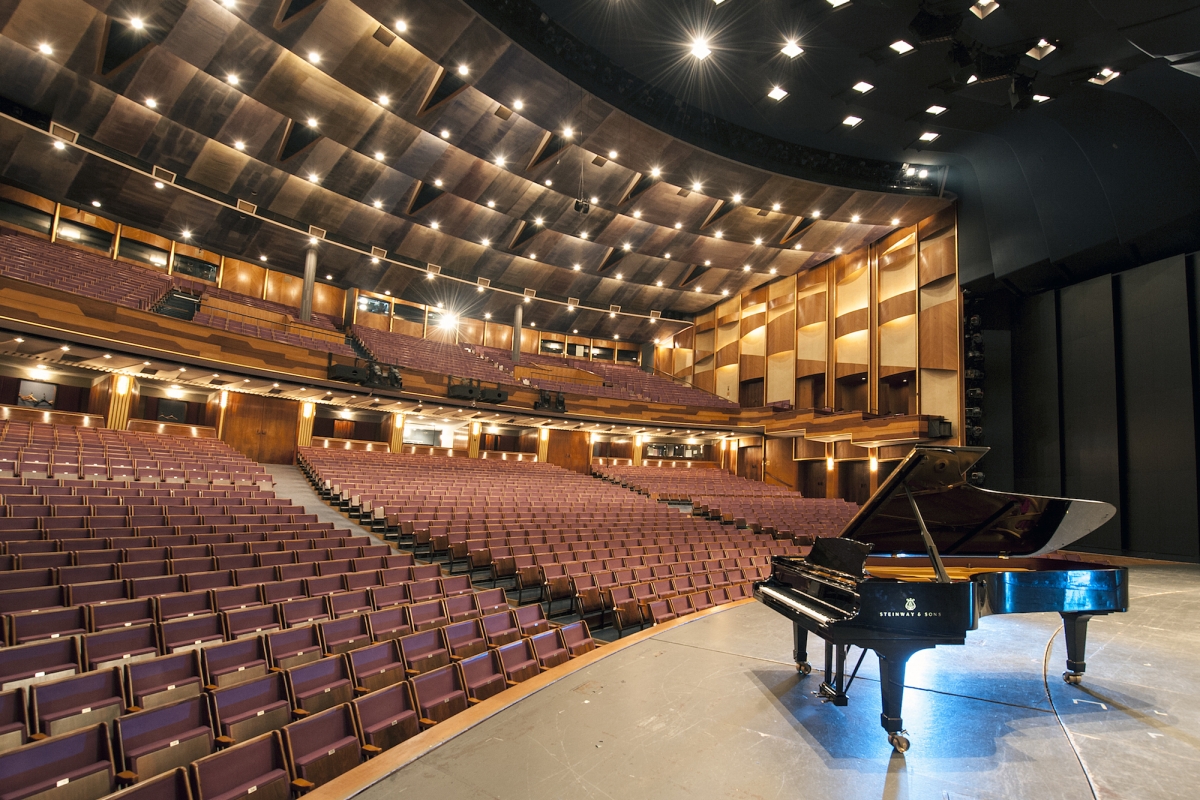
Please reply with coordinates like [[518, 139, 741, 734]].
[[280, 704, 364, 790], [350, 683, 418, 753], [457, 651, 507, 704], [495, 640, 540, 685], [189, 732, 290, 800], [284, 658, 352, 716], [346, 641, 405, 694], [409, 665, 467, 726], [399, 630, 449, 677]]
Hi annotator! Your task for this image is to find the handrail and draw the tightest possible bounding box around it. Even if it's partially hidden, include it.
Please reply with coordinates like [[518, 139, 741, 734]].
[[198, 302, 347, 345]]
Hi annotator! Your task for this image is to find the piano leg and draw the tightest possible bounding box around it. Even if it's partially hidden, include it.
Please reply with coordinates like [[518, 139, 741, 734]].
[[877, 647, 925, 753], [792, 623, 812, 675], [1060, 612, 1095, 685]]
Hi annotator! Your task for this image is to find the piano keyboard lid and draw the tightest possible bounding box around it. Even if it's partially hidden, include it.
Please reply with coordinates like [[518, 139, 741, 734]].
[[837, 447, 1116, 558]]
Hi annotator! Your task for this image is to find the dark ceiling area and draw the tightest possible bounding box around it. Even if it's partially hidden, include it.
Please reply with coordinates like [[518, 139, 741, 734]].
[[498, 0, 1200, 295], [0, 0, 1196, 340]]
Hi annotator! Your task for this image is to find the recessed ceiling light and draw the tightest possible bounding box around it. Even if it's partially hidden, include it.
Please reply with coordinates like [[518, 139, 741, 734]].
[[890, 40, 915, 54], [842, 115, 863, 127], [754, 238, 763, 246], [260, 255, 268, 261], [704, 260, 712, 266], [91, 200, 101, 208], [306, 118, 318, 128], [394, 20, 407, 32], [971, 1, 1001, 19], [373, 200, 383, 209], [512, 99, 524, 110], [827, 0, 850, 6], [608, 150, 618, 159], [440, 129, 450, 139], [38, 43, 52, 55], [562, 127, 573, 139], [144, 98, 158, 109], [494, 156, 506, 167], [534, 217, 544, 226], [742, 265, 751, 272], [481, 238, 490, 246], [694, 286, 702, 292], [834, 247, 843, 254], [732, 193, 742, 203], [1089, 68, 1119, 85], [768, 86, 788, 101], [781, 41, 803, 59], [852, 81, 874, 93], [430, 221, 439, 229], [622, 243, 631, 251], [656, 280, 664, 287], [1033, 94, 1051, 103], [919, 132, 940, 142], [967, 75, 979, 84], [307, 173, 319, 183], [573, 264, 581, 271], [154, 181, 164, 189], [457, 65, 469, 75], [307, 51, 320, 64], [181, 230, 192, 238], [722, 289, 729, 296], [544, 179, 552, 186], [690, 38, 711, 60], [926, 105, 947, 115], [52, 140, 65, 150], [664, 252, 671, 259], [892, 218, 900, 225], [906, 167, 916, 176], [102, 352, 110, 358], [325, 273, 332, 279], [851, 215, 860, 222], [772, 203, 781, 212], [590, 195, 599, 204], [769, 267, 777, 274], [486, 200, 495, 208], [432, 179, 443, 188], [226, 74, 240, 86], [1027, 38, 1057, 60], [615, 273, 623, 280], [485, 313, 492, 319], [130, 17, 145, 29], [674, 222, 682, 229], [714, 231, 723, 239], [378, 94, 390, 106], [812, 210, 821, 218], [632, 210, 642, 219], [918, 169, 929, 178], [793, 244, 801, 250], [580, 231, 589, 239], [233, 140, 245, 151], [650, 167, 662, 178]]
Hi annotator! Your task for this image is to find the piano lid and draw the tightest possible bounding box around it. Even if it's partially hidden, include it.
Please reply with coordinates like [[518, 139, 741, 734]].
[[838, 447, 1116, 557]]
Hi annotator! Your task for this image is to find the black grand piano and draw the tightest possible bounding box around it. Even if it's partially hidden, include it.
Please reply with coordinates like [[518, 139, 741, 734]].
[[753, 446, 1128, 752]]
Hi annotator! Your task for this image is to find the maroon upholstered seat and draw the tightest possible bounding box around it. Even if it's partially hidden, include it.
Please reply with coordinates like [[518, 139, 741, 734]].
[[350, 683, 418, 753], [281, 704, 364, 789], [410, 665, 468, 726]]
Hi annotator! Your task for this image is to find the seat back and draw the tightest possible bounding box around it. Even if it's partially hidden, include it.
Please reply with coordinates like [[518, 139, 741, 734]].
[[201, 637, 269, 690], [126, 651, 203, 710], [350, 683, 418, 753], [190, 731, 290, 800], [284, 657, 352, 716], [104, 767, 192, 800], [346, 641, 404, 693], [457, 650, 506, 703], [281, 704, 361, 788], [265, 627, 322, 671], [410, 665, 467, 724], [208, 673, 291, 743], [0, 722, 114, 800], [114, 696, 213, 780]]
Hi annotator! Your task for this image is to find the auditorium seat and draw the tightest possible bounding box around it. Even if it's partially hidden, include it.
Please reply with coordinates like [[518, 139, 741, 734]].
[[457, 650, 507, 705], [105, 768, 192, 800], [282, 703, 366, 791], [317, 614, 370, 655], [265, 627, 322, 671], [474, 588, 508, 617], [159, 615, 224, 654], [559, 621, 596, 657], [125, 652, 203, 710], [495, 640, 540, 685], [400, 629, 449, 676], [0, 723, 115, 800], [0, 638, 79, 691], [208, 674, 291, 745], [201, 638, 268, 690], [7, 605, 88, 645], [30, 668, 126, 737], [189, 731, 290, 800], [441, 619, 486, 661], [410, 665, 467, 726], [285, 657, 353, 716], [346, 641, 405, 694], [364, 607, 411, 643], [408, 600, 447, 632], [0, 688, 28, 755], [279, 597, 330, 628], [528, 630, 569, 670], [480, 610, 520, 647], [222, 606, 282, 640], [511, 605, 550, 636], [351, 683, 419, 753], [113, 697, 213, 783], [442, 592, 481, 623]]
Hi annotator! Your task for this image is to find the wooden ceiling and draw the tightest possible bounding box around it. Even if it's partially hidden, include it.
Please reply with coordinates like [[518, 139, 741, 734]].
[[0, 0, 951, 341]]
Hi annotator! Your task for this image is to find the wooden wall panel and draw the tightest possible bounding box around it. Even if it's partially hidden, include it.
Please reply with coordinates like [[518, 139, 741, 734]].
[[312, 283, 345, 323], [484, 322, 513, 351], [918, 299, 958, 370], [459, 319, 484, 346], [545, 430, 590, 474], [222, 258, 266, 298], [265, 271, 304, 310], [763, 437, 798, 490]]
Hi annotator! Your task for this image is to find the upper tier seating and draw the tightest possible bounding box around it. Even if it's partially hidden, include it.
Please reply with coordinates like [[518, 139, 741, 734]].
[[568, 359, 738, 409], [595, 465, 859, 541], [0, 229, 171, 311], [190, 311, 356, 358], [351, 325, 518, 385], [471, 348, 638, 401]]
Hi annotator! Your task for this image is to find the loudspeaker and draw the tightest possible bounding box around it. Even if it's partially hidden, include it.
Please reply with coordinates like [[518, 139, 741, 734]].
[[448, 382, 481, 400], [480, 388, 507, 404], [328, 364, 368, 383]]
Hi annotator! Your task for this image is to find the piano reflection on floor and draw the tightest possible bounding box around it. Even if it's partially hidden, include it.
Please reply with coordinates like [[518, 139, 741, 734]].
[[753, 446, 1128, 753]]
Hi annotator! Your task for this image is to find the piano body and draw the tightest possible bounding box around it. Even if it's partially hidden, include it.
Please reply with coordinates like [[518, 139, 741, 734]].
[[753, 446, 1128, 752]]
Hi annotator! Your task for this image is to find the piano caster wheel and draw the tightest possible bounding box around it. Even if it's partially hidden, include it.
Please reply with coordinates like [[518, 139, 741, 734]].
[[797, 662, 812, 676], [1063, 672, 1083, 685], [888, 733, 910, 753]]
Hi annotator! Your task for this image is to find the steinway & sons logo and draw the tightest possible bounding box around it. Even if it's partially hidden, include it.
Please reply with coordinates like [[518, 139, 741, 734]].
[[879, 597, 943, 618]]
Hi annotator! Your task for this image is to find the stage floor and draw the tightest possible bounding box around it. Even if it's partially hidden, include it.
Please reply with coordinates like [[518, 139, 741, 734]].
[[368, 564, 1200, 800]]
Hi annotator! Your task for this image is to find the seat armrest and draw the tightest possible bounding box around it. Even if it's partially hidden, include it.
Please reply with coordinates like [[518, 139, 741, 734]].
[[291, 778, 315, 795], [354, 686, 371, 695], [29, 733, 47, 742], [116, 771, 138, 786], [125, 706, 141, 714], [292, 708, 309, 719], [214, 736, 235, 748], [361, 745, 382, 758], [419, 717, 437, 728], [467, 697, 482, 705]]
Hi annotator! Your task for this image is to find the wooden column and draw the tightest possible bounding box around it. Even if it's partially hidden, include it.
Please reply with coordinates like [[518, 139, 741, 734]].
[[467, 421, 482, 459], [536, 427, 549, 463], [824, 443, 840, 499], [386, 412, 405, 453], [105, 374, 134, 430], [297, 402, 315, 449]]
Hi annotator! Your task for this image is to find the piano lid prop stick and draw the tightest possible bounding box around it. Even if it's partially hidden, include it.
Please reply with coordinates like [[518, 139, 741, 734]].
[[902, 484, 951, 584]]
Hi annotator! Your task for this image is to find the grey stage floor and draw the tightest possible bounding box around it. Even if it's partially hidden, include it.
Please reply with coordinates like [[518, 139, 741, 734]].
[[366, 564, 1200, 800]]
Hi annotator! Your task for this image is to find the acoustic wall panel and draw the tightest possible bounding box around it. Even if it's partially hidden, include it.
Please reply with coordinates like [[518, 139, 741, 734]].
[[1011, 291, 1062, 497], [1116, 256, 1199, 560], [1059, 275, 1122, 552]]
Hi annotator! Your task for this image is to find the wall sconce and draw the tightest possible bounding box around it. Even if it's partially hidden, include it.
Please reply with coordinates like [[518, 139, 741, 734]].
[[826, 456, 834, 471], [539, 428, 549, 441], [302, 402, 314, 419], [471, 422, 481, 436], [219, 390, 228, 408], [869, 454, 878, 472], [115, 375, 131, 396]]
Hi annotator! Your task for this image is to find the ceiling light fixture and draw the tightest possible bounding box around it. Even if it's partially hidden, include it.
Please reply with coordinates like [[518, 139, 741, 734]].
[[430, 221, 439, 230], [1027, 38, 1057, 60], [306, 117, 317, 128], [494, 156, 506, 167], [1089, 67, 1119, 85], [852, 81, 874, 93], [573, 264, 581, 271], [714, 231, 723, 239], [772, 202, 781, 211], [971, 1, 1001, 20], [372, 200, 383, 209], [650, 167, 662, 178], [91, 200, 102, 208], [770, 267, 778, 274], [892, 218, 900, 225], [781, 40, 803, 58], [513, 99, 524, 110], [633, 210, 642, 219], [890, 40, 915, 54], [656, 281, 663, 287], [608, 150, 618, 159], [926, 105, 947, 115], [457, 65, 468, 75], [851, 215, 861, 223], [154, 181, 164, 189], [1032, 94, 1051, 103], [919, 132, 940, 142], [307, 51, 320, 64], [38, 43, 52, 55], [378, 94, 390, 106], [768, 86, 788, 101], [486, 200, 495, 208], [144, 98, 157, 109], [53, 141, 65, 151], [690, 38, 711, 60], [130, 17, 144, 29], [843, 115, 863, 127], [394, 20, 407, 32], [743, 265, 751, 272], [440, 129, 450, 139]]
